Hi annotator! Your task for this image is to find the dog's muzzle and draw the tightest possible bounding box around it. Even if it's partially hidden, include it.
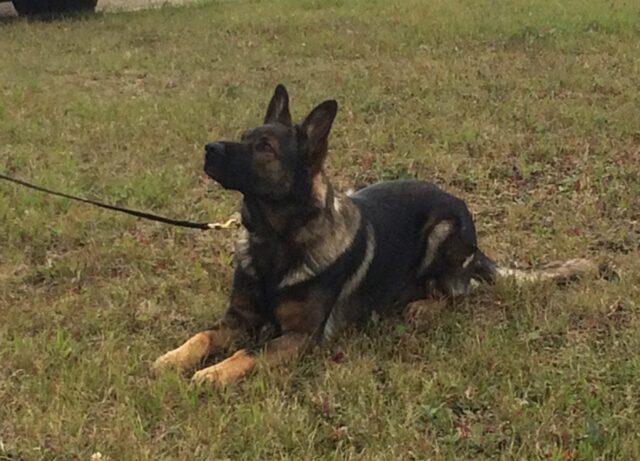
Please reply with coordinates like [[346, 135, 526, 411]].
[[204, 142, 226, 176], [205, 141, 224, 164], [203, 141, 249, 192]]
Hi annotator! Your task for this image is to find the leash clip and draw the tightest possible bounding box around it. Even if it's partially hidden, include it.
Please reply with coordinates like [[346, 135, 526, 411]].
[[207, 214, 241, 230]]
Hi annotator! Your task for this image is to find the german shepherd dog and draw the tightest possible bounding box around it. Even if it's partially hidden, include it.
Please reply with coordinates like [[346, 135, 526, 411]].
[[153, 85, 597, 385]]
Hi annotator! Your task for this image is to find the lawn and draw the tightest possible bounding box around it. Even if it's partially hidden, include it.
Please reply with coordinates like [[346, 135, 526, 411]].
[[1, 0, 639, 459]]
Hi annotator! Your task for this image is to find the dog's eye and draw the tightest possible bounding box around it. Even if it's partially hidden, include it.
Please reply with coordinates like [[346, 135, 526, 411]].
[[258, 139, 276, 154]]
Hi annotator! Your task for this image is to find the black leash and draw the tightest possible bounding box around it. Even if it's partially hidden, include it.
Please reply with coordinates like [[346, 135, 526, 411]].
[[0, 172, 239, 231]]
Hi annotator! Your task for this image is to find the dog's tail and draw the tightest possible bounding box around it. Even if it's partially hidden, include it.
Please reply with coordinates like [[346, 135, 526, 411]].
[[471, 250, 599, 285]]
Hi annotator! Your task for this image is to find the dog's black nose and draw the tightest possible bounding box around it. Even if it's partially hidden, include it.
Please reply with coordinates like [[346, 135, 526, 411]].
[[205, 142, 224, 156]]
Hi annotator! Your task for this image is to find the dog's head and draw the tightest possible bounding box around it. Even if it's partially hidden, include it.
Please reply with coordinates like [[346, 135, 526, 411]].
[[204, 85, 337, 205]]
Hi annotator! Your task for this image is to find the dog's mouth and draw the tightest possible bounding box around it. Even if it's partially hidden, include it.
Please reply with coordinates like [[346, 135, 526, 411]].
[[203, 155, 235, 189], [203, 142, 246, 191], [203, 150, 222, 179]]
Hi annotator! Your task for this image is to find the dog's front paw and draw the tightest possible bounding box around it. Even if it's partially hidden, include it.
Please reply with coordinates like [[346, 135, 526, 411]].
[[152, 349, 193, 374], [191, 350, 255, 387], [191, 365, 228, 386]]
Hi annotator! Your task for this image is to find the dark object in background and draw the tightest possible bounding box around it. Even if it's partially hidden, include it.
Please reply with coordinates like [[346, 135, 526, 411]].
[[7, 0, 97, 15]]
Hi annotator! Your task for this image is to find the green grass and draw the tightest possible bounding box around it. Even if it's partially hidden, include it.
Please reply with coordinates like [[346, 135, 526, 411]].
[[1, 0, 640, 458]]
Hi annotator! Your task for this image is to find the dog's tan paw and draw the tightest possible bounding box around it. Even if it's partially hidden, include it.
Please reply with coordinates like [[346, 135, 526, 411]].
[[191, 350, 255, 386], [191, 365, 227, 386], [153, 332, 218, 375], [152, 349, 194, 374]]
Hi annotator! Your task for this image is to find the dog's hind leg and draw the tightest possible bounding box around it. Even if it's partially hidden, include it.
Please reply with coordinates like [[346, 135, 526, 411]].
[[417, 219, 478, 299]]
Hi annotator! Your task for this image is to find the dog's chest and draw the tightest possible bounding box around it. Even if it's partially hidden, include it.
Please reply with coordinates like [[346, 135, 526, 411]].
[[234, 230, 301, 286]]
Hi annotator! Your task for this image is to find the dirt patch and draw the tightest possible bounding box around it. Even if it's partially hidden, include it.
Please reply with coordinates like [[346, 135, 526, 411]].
[[98, 0, 192, 11]]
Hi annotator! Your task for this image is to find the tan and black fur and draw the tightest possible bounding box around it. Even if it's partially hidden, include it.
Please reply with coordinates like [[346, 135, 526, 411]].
[[153, 85, 597, 385]]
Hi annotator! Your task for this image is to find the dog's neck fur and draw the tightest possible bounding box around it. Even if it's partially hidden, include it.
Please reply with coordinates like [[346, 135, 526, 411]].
[[240, 172, 347, 239], [238, 172, 362, 284]]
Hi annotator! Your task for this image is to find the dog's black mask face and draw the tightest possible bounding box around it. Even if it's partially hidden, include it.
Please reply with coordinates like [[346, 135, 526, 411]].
[[204, 84, 337, 203], [204, 123, 299, 200]]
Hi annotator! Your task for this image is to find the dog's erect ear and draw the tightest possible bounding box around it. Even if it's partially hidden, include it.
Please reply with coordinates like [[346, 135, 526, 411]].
[[300, 99, 338, 173], [264, 84, 292, 126]]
